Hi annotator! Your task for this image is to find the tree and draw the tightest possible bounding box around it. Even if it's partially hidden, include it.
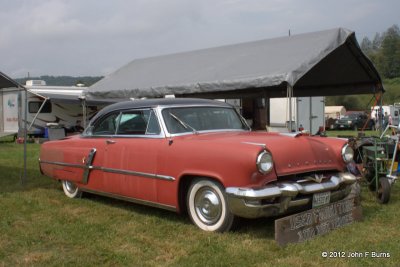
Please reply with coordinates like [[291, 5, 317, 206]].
[[381, 25, 400, 78], [361, 37, 372, 53], [372, 32, 383, 50]]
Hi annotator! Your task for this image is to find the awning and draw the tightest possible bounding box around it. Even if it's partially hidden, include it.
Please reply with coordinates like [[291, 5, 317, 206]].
[[28, 89, 118, 105], [0, 71, 23, 92], [85, 28, 383, 100]]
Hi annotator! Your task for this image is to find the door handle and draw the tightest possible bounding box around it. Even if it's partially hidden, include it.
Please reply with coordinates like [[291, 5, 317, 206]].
[[106, 139, 116, 144]]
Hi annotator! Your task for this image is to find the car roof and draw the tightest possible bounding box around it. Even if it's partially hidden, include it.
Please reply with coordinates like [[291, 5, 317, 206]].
[[91, 98, 232, 122]]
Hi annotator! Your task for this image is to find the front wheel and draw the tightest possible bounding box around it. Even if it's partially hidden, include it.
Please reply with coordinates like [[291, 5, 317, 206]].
[[376, 177, 391, 204], [187, 179, 236, 232], [62, 180, 83, 199]]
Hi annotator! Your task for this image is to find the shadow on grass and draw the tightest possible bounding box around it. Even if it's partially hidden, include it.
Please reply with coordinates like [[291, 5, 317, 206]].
[[80, 190, 277, 239]]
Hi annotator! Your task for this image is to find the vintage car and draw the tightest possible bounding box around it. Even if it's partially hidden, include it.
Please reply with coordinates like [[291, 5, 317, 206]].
[[39, 98, 357, 232]]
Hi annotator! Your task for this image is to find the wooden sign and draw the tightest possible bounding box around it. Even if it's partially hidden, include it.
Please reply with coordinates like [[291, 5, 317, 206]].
[[275, 197, 362, 246]]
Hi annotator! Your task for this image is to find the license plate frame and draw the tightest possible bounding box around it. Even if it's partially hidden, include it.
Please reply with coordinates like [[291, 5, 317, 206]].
[[312, 191, 331, 208]]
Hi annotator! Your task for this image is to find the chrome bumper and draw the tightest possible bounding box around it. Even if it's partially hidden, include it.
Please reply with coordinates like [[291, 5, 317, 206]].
[[225, 172, 357, 218]]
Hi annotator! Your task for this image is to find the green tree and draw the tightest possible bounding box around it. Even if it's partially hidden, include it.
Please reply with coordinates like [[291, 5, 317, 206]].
[[381, 25, 400, 78]]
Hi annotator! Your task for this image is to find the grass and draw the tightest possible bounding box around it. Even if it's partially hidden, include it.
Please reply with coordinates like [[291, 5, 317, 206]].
[[0, 141, 399, 266], [325, 130, 381, 138]]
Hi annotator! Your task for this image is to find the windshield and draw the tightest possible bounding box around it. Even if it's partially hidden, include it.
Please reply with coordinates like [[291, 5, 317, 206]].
[[162, 106, 249, 134]]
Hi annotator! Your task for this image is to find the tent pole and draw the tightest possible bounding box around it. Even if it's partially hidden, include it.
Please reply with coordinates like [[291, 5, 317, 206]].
[[287, 84, 293, 132], [22, 88, 28, 184], [82, 98, 87, 129]]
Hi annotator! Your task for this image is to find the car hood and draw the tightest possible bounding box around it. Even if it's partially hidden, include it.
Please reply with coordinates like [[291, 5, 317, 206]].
[[178, 131, 346, 176]]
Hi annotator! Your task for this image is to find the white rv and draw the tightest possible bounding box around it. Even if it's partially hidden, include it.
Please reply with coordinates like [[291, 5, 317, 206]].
[[23, 80, 106, 137], [371, 104, 400, 126]]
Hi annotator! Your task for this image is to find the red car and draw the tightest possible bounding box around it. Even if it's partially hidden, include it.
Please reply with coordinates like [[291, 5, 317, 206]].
[[39, 98, 357, 232]]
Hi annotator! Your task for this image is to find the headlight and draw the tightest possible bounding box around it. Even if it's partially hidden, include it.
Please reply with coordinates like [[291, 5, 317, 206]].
[[341, 144, 354, 163], [256, 151, 273, 174]]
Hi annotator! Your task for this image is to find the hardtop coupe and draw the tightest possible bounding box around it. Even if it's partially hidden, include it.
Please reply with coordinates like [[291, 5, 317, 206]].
[[39, 98, 357, 232]]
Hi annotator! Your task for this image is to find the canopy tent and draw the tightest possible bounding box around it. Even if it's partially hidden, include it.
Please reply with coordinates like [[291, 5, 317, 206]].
[[0, 71, 22, 92], [85, 28, 383, 101]]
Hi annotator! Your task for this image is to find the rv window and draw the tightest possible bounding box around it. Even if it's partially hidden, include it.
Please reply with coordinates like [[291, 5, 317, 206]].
[[28, 101, 52, 114]]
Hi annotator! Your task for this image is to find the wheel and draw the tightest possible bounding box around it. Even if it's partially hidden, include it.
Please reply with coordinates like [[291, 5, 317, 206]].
[[187, 179, 236, 232], [62, 180, 83, 198], [376, 177, 391, 204]]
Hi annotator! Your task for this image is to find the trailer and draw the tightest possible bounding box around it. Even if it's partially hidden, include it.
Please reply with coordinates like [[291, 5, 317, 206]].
[[22, 80, 108, 137], [371, 104, 400, 126], [269, 96, 325, 134], [0, 88, 19, 138]]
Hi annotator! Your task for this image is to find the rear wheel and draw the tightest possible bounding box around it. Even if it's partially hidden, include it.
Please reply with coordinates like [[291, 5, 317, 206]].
[[376, 177, 391, 204], [187, 179, 236, 232], [62, 180, 82, 198]]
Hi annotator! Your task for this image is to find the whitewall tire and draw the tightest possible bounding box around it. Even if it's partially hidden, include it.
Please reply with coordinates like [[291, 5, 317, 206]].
[[187, 179, 236, 232], [62, 180, 83, 199]]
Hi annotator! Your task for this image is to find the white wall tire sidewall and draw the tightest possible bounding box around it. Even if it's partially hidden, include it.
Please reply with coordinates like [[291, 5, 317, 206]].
[[62, 180, 81, 198], [188, 179, 231, 232]]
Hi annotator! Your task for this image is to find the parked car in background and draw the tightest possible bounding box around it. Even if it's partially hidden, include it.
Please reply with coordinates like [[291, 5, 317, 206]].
[[333, 112, 374, 130], [39, 98, 357, 232]]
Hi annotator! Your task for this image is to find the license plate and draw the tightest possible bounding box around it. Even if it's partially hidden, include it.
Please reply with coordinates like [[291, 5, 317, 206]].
[[312, 191, 331, 208], [340, 125, 344, 128]]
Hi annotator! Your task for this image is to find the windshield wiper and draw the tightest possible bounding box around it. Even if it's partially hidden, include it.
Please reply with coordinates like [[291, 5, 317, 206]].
[[169, 112, 198, 134]]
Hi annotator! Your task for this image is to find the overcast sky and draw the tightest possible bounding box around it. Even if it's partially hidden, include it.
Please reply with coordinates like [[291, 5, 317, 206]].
[[1, 0, 399, 78]]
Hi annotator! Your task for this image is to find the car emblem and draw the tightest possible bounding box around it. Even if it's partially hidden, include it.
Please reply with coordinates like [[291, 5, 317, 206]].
[[306, 174, 325, 183]]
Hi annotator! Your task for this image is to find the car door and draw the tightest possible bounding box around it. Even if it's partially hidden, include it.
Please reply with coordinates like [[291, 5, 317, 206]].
[[83, 111, 121, 193], [103, 108, 163, 202]]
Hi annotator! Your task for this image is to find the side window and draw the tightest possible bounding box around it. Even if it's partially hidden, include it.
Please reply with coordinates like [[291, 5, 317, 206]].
[[117, 109, 161, 135], [92, 112, 120, 136], [28, 101, 52, 113]]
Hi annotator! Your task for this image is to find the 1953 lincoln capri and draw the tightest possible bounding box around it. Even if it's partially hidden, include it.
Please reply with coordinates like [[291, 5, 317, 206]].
[[39, 98, 357, 232]]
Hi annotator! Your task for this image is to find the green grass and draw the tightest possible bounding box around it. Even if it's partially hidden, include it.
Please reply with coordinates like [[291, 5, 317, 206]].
[[0, 143, 399, 266], [326, 130, 381, 138]]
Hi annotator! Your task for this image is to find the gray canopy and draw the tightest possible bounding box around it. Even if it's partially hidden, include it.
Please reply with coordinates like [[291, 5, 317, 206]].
[[0, 71, 22, 92], [85, 28, 383, 100]]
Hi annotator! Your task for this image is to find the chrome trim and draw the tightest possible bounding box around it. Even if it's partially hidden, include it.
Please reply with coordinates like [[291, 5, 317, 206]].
[[226, 173, 356, 199], [39, 159, 175, 181], [82, 148, 96, 184], [95, 166, 176, 181], [39, 159, 85, 169], [227, 186, 351, 218], [80, 188, 177, 212], [226, 172, 357, 218], [341, 144, 354, 163], [256, 150, 273, 174], [241, 142, 266, 148]]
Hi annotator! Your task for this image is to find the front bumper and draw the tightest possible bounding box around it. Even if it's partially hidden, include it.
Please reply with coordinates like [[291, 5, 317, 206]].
[[225, 172, 357, 218]]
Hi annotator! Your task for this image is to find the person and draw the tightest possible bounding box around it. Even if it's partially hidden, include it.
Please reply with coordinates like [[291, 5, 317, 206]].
[[384, 112, 389, 129]]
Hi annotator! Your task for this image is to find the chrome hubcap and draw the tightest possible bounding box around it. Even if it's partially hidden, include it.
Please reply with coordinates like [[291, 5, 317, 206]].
[[194, 187, 222, 225], [64, 181, 77, 194]]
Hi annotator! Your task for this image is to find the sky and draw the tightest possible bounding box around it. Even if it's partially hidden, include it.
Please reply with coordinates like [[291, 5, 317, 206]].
[[1, 0, 399, 78]]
